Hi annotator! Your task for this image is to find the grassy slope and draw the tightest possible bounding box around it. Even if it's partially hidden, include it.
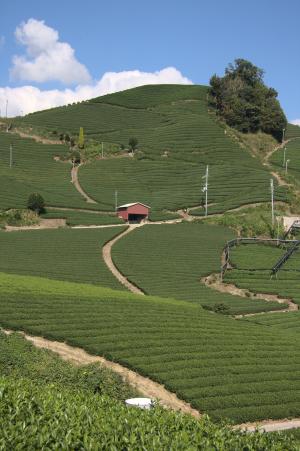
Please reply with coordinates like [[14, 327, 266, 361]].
[[0, 227, 125, 288], [18, 85, 286, 214], [112, 222, 287, 315], [0, 272, 300, 423], [0, 131, 102, 210]]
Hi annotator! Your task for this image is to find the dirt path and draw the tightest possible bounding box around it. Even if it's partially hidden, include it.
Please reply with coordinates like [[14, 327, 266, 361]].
[[71, 165, 97, 204], [238, 419, 300, 433], [2, 328, 200, 418], [102, 225, 145, 294], [4, 328, 300, 432], [202, 273, 298, 316], [8, 128, 62, 145], [5, 218, 66, 231], [46, 206, 114, 215]]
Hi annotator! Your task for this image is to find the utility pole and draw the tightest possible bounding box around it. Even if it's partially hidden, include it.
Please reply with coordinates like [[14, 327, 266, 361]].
[[283, 147, 286, 168], [282, 128, 285, 144], [286, 159, 290, 175], [101, 142, 104, 159], [202, 165, 209, 217], [9, 143, 13, 168], [115, 190, 118, 211], [5, 99, 8, 118], [270, 178, 274, 226]]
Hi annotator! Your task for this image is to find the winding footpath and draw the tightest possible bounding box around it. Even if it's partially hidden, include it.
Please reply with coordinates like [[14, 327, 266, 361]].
[[2, 329, 199, 418], [202, 273, 298, 316], [71, 165, 97, 204], [102, 225, 145, 295], [3, 328, 300, 433]]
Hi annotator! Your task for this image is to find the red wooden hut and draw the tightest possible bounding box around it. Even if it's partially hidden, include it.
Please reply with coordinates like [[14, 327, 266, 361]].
[[117, 202, 150, 222]]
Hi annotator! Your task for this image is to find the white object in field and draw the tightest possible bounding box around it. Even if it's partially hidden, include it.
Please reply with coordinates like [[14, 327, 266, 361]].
[[125, 398, 153, 409]]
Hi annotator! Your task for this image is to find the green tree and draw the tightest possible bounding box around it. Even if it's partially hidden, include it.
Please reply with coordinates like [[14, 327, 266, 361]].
[[128, 137, 138, 154], [209, 59, 287, 140], [78, 127, 85, 149], [27, 193, 45, 215]]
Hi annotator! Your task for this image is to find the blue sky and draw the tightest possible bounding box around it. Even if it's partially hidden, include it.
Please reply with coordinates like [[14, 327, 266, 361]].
[[0, 0, 299, 121]]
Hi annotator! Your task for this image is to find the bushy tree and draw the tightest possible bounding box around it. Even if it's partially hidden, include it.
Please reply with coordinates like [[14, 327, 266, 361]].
[[128, 137, 138, 154], [27, 193, 45, 214], [209, 59, 287, 140], [78, 127, 85, 149]]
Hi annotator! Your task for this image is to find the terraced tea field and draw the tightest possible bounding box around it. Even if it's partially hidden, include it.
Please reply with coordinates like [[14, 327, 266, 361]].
[[0, 227, 125, 288], [286, 123, 300, 139], [1, 272, 300, 423], [17, 85, 287, 214], [224, 243, 300, 330], [0, 131, 100, 210], [271, 138, 300, 183], [112, 223, 286, 315]]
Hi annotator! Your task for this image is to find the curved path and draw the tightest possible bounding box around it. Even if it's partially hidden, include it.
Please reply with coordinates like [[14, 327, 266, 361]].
[[7, 128, 62, 145], [71, 165, 97, 204], [102, 225, 145, 295], [202, 273, 298, 316], [2, 329, 199, 418], [4, 328, 300, 432]]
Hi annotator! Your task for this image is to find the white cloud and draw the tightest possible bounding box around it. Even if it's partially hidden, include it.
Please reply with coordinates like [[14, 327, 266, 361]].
[[0, 67, 192, 117], [10, 19, 91, 85], [291, 119, 300, 126]]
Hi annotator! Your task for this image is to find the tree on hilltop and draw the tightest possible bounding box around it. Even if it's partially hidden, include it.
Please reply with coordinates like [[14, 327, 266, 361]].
[[209, 59, 287, 140]]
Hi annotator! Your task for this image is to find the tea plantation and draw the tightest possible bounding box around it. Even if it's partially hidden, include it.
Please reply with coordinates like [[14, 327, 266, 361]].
[[112, 222, 287, 315], [1, 272, 300, 424], [2, 378, 297, 450], [0, 131, 102, 210], [271, 138, 300, 183], [0, 227, 126, 288], [286, 123, 300, 139], [224, 243, 300, 331], [16, 85, 287, 214]]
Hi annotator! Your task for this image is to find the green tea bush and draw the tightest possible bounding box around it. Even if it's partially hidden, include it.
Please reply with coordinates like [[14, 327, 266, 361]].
[[0, 377, 298, 450]]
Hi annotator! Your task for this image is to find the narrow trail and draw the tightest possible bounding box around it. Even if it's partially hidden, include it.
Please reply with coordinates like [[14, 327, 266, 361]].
[[263, 139, 295, 188], [202, 273, 298, 316], [46, 206, 114, 215], [3, 328, 300, 432], [71, 165, 98, 204], [7, 128, 62, 145], [2, 329, 200, 418], [102, 225, 145, 295]]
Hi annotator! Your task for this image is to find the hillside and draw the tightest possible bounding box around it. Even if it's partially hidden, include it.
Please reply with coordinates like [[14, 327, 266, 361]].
[[13, 84, 287, 215], [1, 272, 300, 424], [112, 222, 287, 315]]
